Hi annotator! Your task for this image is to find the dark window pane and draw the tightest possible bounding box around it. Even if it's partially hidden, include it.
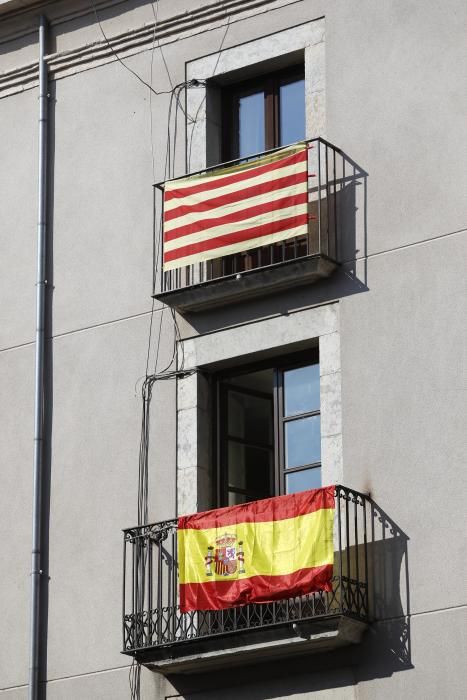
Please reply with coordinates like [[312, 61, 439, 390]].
[[228, 368, 273, 393], [228, 491, 249, 506], [284, 363, 320, 417], [228, 391, 272, 444], [285, 415, 321, 468], [228, 442, 272, 496], [286, 467, 321, 494], [279, 78, 305, 146], [238, 91, 265, 158]]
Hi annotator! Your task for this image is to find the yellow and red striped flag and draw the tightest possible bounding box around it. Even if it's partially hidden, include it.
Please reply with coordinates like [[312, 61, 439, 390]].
[[177, 486, 335, 613], [163, 143, 309, 271]]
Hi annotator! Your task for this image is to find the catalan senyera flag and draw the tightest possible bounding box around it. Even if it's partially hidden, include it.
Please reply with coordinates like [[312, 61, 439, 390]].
[[163, 143, 309, 271], [177, 486, 335, 613]]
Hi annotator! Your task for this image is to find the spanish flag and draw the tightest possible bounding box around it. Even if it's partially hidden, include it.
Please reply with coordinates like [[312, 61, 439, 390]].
[[178, 486, 335, 613]]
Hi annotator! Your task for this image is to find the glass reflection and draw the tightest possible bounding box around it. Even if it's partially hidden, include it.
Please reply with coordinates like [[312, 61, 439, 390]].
[[279, 79, 305, 146], [286, 467, 321, 494], [284, 363, 320, 416], [285, 414, 320, 468], [238, 91, 265, 158]]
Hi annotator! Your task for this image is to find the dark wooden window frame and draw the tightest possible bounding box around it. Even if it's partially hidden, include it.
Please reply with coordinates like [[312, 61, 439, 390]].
[[221, 64, 305, 161], [215, 348, 320, 507], [218, 382, 274, 506]]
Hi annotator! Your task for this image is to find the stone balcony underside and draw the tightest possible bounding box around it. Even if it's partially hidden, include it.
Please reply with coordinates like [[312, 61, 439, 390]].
[[140, 616, 367, 674], [154, 255, 338, 313]]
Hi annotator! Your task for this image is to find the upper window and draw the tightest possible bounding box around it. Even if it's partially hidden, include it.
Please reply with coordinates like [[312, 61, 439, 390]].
[[216, 350, 321, 507], [222, 65, 305, 161], [205, 66, 306, 279]]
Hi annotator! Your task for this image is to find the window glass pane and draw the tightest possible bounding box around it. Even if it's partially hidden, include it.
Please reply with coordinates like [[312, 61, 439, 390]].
[[228, 369, 273, 393], [228, 390, 272, 444], [228, 491, 249, 506], [286, 467, 321, 494], [279, 78, 305, 146], [285, 415, 320, 468], [238, 91, 265, 158], [284, 363, 320, 417], [228, 441, 273, 496]]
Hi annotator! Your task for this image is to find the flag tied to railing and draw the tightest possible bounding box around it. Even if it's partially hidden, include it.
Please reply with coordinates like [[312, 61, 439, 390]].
[[177, 486, 335, 612], [163, 143, 309, 271]]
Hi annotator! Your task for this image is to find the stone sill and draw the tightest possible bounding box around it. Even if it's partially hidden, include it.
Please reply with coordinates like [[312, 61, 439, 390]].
[[154, 255, 338, 314]]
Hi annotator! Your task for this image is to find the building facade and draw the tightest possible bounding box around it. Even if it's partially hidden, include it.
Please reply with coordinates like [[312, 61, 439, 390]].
[[1, 0, 466, 698]]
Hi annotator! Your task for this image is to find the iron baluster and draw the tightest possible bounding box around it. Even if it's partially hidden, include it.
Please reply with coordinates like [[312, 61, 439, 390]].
[[172, 529, 177, 643], [148, 536, 153, 646], [325, 145, 330, 256], [157, 535, 162, 645], [363, 496, 369, 619], [317, 140, 322, 254], [336, 487, 343, 614], [152, 185, 156, 295], [345, 492, 351, 612], [132, 536, 136, 634], [122, 535, 127, 650], [354, 494, 360, 615], [306, 144, 310, 256], [333, 147, 338, 260]]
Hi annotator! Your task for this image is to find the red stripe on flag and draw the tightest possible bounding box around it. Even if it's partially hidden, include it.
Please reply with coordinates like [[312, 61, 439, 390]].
[[179, 564, 334, 612], [163, 213, 308, 263], [164, 148, 307, 201], [178, 487, 335, 531], [164, 172, 307, 223], [165, 192, 309, 242]]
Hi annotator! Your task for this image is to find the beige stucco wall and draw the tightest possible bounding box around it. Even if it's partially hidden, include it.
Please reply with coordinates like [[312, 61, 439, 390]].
[[1, 0, 466, 697]]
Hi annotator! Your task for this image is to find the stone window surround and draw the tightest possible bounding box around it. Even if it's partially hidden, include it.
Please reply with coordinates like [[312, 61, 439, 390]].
[[177, 18, 336, 517], [185, 17, 326, 172], [177, 303, 343, 516]]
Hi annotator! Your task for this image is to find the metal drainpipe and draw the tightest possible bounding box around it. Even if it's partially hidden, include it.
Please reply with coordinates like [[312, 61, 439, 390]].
[[29, 15, 48, 700]]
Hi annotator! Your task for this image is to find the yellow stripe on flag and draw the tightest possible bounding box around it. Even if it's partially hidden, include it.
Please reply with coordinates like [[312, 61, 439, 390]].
[[178, 507, 334, 585], [164, 142, 307, 192]]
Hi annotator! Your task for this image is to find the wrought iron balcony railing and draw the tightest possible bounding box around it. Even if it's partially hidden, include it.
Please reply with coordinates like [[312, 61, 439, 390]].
[[153, 138, 351, 312], [122, 486, 372, 668]]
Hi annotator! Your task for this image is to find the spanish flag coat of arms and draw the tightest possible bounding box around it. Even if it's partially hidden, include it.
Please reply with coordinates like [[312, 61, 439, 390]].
[[177, 486, 335, 612]]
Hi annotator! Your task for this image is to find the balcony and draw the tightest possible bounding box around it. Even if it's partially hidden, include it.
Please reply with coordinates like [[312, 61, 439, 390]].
[[122, 486, 373, 673], [153, 138, 349, 314]]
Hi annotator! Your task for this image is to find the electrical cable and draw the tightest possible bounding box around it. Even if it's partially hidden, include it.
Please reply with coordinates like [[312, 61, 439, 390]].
[[150, 0, 173, 90], [131, 63, 202, 700], [100, 3, 180, 694], [129, 657, 141, 700], [145, 77, 206, 390], [90, 0, 175, 99], [137, 15, 232, 534], [89, 7, 232, 693], [187, 15, 231, 170]]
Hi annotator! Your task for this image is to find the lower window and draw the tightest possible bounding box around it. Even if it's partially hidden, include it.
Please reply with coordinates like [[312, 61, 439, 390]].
[[216, 350, 321, 506]]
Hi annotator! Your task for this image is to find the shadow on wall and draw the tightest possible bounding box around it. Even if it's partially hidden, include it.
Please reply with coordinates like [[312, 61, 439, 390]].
[[180, 147, 369, 338], [163, 495, 411, 699], [354, 497, 412, 682]]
